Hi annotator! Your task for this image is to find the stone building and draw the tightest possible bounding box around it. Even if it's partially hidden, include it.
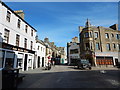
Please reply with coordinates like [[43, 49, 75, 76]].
[[44, 38, 66, 65], [79, 19, 120, 67], [67, 37, 80, 65], [35, 39, 46, 68]]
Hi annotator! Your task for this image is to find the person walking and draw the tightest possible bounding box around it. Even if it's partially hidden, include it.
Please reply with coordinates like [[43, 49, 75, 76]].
[[53, 61, 55, 67]]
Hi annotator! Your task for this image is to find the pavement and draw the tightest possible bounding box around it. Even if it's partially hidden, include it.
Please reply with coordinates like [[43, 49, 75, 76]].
[[18, 65, 120, 88]]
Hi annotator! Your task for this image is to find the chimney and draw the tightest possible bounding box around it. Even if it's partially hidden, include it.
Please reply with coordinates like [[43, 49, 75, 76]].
[[14, 10, 24, 19], [51, 42, 54, 45], [72, 37, 78, 43], [44, 38, 49, 42]]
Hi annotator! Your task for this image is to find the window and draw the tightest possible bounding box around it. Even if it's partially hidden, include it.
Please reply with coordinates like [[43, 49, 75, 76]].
[[5, 51, 15, 68], [105, 33, 109, 38], [106, 43, 111, 51], [38, 46, 40, 50], [113, 43, 116, 49], [41, 47, 42, 51], [85, 32, 89, 38], [90, 43, 93, 50], [85, 43, 90, 50], [111, 33, 114, 37], [117, 44, 120, 51], [25, 25, 28, 33], [30, 41, 33, 50], [119, 44, 120, 51], [17, 19, 21, 28], [16, 34, 20, 47], [31, 29, 33, 36], [6, 11, 11, 22], [4, 29, 9, 43], [70, 49, 78, 54], [96, 43, 100, 50], [116, 34, 119, 39], [24, 38, 27, 48], [94, 32, 98, 38], [90, 32, 92, 37]]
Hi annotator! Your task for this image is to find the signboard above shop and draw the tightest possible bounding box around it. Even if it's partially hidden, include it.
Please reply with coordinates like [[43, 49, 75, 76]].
[[95, 52, 119, 57]]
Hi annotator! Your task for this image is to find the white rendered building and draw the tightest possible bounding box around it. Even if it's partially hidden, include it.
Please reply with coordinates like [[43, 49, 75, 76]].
[[0, 2, 37, 71], [68, 42, 80, 65], [35, 40, 46, 68]]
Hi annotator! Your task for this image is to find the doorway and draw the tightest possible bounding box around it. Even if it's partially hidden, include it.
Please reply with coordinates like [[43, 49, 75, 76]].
[[38, 56, 40, 68], [24, 54, 28, 71], [42, 57, 44, 67], [115, 58, 118, 66]]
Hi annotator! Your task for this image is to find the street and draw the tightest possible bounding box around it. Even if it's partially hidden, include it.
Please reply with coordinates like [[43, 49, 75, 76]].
[[18, 65, 120, 88]]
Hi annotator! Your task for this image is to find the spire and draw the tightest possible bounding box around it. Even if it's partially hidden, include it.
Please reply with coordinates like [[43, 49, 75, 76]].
[[85, 18, 91, 28]]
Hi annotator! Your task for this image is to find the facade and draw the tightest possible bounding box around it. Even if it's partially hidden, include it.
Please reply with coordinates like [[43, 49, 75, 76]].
[[0, 1, 67, 72], [79, 19, 120, 67], [44, 38, 66, 65], [0, 2, 37, 71], [35, 39, 46, 68], [67, 37, 80, 65]]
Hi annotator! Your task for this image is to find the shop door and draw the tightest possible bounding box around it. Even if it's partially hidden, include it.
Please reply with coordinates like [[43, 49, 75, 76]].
[[38, 56, 40, 68], [42, 57, 44, 67], [115, 58, 118, 66], [24, 54, 28, 71]]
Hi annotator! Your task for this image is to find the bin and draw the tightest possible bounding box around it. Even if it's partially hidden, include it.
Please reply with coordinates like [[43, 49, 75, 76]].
[[2, 68, 19, 90]]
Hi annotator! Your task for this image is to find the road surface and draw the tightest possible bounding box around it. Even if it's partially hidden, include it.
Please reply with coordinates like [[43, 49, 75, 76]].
[[18, 65, 120, 88]]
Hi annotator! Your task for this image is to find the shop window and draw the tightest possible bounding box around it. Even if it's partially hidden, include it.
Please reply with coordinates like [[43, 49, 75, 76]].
[[70, 49, 78, 54], [5, 51, 15, 68]]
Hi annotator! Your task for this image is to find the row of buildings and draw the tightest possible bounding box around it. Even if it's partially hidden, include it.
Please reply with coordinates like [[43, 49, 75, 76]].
[[0, 1, 66, 71], [67, 19, 120, 67]]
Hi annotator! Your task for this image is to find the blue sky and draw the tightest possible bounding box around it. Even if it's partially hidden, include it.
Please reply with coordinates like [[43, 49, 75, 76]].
[[5, 2, 118, 47]]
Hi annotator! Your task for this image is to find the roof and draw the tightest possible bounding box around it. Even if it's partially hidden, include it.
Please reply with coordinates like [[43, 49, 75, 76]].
[[36, 40, 46, 46], [1, 2, 37, 32]]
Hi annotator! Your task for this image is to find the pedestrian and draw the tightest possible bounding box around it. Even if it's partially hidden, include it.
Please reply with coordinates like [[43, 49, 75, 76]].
[[53, 61, 55, 67]]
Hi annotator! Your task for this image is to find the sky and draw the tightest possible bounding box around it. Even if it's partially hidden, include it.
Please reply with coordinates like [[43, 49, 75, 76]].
[[5, 2, 118, 47]]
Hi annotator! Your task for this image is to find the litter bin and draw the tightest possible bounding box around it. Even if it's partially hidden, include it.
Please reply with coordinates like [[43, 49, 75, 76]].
[[2, 68, 19, 90]]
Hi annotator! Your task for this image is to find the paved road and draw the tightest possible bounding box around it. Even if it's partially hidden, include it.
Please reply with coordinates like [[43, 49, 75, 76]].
[[18, 65, 120, 88]]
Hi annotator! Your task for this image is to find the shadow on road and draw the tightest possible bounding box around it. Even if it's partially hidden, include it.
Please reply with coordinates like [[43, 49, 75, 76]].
[[18, 69, 120, 88]]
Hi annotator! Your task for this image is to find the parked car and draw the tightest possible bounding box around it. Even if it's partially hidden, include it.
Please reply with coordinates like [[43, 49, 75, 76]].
[[77, 59, 92, 70], [117, 62, 120, 68]]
